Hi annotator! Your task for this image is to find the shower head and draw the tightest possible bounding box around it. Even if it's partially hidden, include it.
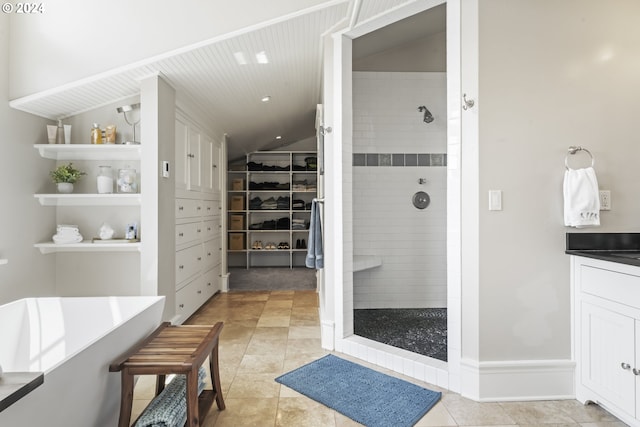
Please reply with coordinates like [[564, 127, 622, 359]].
[[417, 106, 434, 124]]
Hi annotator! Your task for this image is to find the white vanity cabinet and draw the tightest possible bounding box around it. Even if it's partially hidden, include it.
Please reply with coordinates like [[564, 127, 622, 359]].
[[572, 256, 640, 426], [174, 109, 223, 324]]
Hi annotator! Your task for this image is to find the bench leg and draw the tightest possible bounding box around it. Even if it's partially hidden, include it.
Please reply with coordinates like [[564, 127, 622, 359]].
[[155, 374, 166, 396], [186, 368, 200, 426], [118, 371, 134, 427], [210, 340, 226, 410]]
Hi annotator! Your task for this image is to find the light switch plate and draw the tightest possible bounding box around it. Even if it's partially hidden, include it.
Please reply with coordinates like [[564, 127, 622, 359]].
[[489, 190, 502, 211]]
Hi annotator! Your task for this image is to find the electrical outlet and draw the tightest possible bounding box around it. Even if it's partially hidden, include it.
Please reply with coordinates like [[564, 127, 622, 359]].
[[599, 190, 611, 211]]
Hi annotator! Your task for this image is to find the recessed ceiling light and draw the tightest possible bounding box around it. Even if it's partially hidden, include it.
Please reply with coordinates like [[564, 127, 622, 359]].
[[275, 135, 282, 140], [255, 51, 269, 64], [261, 96, 271, 102], [233, 52, 247, 65]]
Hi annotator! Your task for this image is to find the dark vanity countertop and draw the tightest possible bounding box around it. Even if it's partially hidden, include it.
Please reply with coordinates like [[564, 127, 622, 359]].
[[0, 372, 44, 413], [566, 232, 640, 267]]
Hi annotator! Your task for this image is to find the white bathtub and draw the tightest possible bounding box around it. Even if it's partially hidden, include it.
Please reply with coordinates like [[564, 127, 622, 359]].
[[0, 296, 165, 427]]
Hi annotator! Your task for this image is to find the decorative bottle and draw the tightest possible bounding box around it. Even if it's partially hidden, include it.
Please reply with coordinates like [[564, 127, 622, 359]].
[[55, 120, 65, 144], [91, 123, 103, 144]]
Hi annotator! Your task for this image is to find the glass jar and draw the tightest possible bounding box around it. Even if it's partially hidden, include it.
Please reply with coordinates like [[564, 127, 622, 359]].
[[117, 167, 137, 193], [96, 166, 113, 194], [91, 123, 103, 144]]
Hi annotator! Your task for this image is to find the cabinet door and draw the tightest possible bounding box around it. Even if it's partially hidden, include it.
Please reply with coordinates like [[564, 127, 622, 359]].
[[175, 117, 189, 191], [201, 136, 213, 194], [187, 128, 201, 191], [581, 301, 636, 416], [212, 139, 222, 193]]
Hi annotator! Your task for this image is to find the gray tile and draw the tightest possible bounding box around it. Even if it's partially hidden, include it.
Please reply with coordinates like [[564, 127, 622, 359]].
[[366, 153, 379, 166], [379, 153, 392, 166], [392, 154, 404, 166], [441, 394, 516, 425], [431, 153, 445, 166], [418, 154, 431, 166], [499, 401, 578, 425], [353, 153, 365, 167], [405, 154, 418, 166]]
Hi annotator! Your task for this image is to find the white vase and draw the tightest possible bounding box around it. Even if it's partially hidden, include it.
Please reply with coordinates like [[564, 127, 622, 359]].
[[57, 182, 74, 193]]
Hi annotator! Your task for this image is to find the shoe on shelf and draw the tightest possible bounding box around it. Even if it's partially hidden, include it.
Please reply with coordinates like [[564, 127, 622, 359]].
[[265, 242, 276, 250], [252, 240, 263, 250], [296, 239, 301, 249], [301, 239, 306, 249]]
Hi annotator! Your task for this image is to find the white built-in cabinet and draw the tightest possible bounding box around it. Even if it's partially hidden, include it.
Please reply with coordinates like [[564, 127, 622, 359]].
[[572, 256, 640, 427], [174, 109, 223, 324]]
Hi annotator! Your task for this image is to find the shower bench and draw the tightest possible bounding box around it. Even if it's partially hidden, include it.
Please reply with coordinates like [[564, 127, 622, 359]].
[[109, 321, 225, 427], [353, 255, 383, 272]]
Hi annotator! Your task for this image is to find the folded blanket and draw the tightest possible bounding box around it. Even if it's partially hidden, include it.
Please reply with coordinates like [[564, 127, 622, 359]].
[[134, 366, 207, 427]]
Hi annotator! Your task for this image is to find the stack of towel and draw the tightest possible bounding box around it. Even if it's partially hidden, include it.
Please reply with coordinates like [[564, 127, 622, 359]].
[[563, 166, 600, 228], [52, 224, 83, 244]]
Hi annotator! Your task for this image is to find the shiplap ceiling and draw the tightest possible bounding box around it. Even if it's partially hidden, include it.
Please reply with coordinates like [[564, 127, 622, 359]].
[[9, 0, 444, 160]]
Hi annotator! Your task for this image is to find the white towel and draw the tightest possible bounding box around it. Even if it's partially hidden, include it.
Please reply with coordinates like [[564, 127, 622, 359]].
[[563, 166, 600, 227]]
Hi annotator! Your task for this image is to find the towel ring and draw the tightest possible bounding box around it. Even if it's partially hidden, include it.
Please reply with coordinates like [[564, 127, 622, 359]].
[[565, 146, 594, 170]]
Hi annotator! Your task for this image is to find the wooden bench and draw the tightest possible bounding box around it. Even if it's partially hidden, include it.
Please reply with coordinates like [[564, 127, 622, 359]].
[[109, 322, 225, 427]]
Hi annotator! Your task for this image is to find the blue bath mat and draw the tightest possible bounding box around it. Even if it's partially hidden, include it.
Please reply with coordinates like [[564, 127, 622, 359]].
[[275, 354, 441, 427]]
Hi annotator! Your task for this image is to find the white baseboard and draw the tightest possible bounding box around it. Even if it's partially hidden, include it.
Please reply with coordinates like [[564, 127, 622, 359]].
[[461, 358, 575, 401], [221, 273, 229, 292]]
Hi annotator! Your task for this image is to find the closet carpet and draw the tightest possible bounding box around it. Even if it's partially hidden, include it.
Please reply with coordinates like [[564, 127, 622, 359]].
[[229, 267, 317, 291], [354, 308, 447, 362]]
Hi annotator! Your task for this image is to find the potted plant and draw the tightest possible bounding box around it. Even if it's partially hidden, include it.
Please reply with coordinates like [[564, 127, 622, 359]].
[[50, 163, 85, 193]]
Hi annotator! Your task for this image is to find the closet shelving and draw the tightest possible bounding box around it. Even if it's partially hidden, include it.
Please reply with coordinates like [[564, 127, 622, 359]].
[[227, 151, 317, 268]]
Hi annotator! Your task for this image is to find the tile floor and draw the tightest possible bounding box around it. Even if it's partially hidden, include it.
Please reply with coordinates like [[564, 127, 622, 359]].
[[130, 291, 625, 427]]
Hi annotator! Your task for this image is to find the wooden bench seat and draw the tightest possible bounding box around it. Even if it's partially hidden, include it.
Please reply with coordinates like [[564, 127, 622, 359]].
[[109, 322, 225, 427]]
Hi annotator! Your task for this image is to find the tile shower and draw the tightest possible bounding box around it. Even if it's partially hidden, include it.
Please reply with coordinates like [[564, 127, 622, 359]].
[[352, 71, 447, 360]]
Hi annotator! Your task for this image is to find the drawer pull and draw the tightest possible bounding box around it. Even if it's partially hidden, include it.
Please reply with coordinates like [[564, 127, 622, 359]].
[[197, 206, 202, 210], [179, 303, 184, 308], [197, 257, 202, 261], [621, 362, 631, 370], [187, 153, 195, 158], [178, 232, 184, 237], [179, 265, 184, 270], [208, 227, 212, 231], [633, 368, 640, 376], [178, 206, 184, 211], [197, 290, 202, 294], [213, 164, 218, 168], [197, 229, 202, 233], [207, 282, 211, 286]]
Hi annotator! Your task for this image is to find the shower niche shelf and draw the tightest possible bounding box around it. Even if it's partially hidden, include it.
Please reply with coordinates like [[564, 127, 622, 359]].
[[227, 150, 317, 269]]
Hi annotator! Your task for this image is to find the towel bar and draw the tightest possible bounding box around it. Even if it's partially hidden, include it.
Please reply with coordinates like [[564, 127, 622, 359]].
[[565, 146, 594, 170]]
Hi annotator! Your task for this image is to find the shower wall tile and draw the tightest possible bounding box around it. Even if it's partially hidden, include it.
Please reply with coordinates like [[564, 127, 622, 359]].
[[352, 72, 447, 309]]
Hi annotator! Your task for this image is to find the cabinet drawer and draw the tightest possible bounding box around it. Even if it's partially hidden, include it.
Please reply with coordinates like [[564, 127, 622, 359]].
[[202, 219, 221, 241], [203, 239, 220, 269], [176, 244, 203, 285], [202, 199, 220, 218], [176, 198, 203, 219], [175, 275, 204, 321], [202, 264, 221, 297], [175, 221, 203, 246], [581, 265, 640, 309]]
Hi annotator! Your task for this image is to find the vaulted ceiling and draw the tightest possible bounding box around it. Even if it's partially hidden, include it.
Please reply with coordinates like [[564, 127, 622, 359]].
[[9, 0, 445, 161]]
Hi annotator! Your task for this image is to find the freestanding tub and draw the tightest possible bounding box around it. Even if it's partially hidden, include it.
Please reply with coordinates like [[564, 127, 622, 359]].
[[0, 296, 165, 426]]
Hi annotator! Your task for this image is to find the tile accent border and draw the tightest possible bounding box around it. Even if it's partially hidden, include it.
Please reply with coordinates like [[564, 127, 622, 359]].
[[353, 153, 447, 167]]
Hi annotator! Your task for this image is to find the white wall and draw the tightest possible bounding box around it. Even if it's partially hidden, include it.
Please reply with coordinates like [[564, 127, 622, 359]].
[[353, 32, 446, 72], [476, 0, 640, 363], [8, 0, 334, 98], [0, 16, 56, 304], [352, 72, 447, 308]]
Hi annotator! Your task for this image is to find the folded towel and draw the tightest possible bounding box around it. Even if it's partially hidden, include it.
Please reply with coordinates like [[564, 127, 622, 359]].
[[563, 166, 600, 228], [305, 199, 324, 269], [134, 366, 207, 427]]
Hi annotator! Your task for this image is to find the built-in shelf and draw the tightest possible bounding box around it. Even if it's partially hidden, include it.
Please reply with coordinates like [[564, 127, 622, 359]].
[[34, 144, 141, 161], [0, 259, 7, 265], [34, 193, 141, 206], [353, 255, 383, 272], [34, 241, 141, 254]]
